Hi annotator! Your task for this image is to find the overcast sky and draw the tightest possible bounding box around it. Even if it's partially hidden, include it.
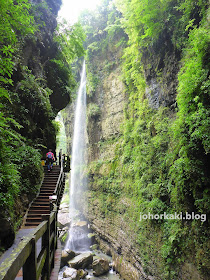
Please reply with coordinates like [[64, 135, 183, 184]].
[[58, 0, 100, 24]]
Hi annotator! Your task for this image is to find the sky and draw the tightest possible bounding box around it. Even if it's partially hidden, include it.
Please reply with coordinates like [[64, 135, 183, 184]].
[[58, 0, 101, 24]]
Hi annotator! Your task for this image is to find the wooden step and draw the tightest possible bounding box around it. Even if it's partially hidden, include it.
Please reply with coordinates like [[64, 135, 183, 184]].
[[40, 187, 56, 190], [26, 217, 42, 223], [28, 209, 50, 214], [32, 202, 49, 206], [23, 165, 63, 228], [42, 183, 57, 186], [24, 222, 41, 227], [30, 206, 50, 211]]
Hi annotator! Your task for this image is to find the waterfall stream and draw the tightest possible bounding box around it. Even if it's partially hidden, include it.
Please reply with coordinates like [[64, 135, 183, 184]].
[[62, 62, 121, 279], [69, 60, 87, 211], [65, 61, 90, 252]]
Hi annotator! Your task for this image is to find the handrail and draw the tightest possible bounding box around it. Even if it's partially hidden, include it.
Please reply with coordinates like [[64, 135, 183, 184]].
[[53, 151, 65, 208], [0, 212, 59, 280], [0, 154, 66, 280]]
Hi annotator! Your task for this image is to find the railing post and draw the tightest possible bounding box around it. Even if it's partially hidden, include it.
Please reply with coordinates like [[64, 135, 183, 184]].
[[59, 149, 62, 167], [53, 207, 58, 251], [23, 237, 37, 280], [50, 210, 57, 270], [41, 215, 50, 280]]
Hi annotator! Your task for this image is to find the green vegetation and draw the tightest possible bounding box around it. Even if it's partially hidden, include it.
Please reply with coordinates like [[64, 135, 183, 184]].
[[0, 0, 85, 249], [0, 0, 39, 240], [81, 0, 210, 278], [56, 113, 67, 155], [87, 103, 101, 119]]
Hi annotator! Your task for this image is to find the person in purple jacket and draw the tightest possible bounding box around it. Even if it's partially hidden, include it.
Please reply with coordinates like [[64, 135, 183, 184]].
[[46, 149, 55, 171]]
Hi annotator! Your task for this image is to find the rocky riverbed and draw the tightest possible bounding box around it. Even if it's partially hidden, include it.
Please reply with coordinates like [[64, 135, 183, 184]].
[[58, 200, 121, 280]]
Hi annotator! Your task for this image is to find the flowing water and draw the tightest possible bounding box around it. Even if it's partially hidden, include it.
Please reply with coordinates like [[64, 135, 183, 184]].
[[65, 61, 90, 252], [63, 62, 121, 279], [69, 60, 87, 211]]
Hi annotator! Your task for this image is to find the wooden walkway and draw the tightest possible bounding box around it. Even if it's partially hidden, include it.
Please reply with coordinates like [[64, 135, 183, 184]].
[[0, 162, 66, 280], [23, 165, 62, 227]]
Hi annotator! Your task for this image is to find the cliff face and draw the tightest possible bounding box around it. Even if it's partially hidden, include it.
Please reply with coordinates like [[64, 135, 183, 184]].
[[0, 0, 72, 249], [142, 31, 181, 109], [11, 0, 66, 151], [72, 1, 210, 279], [84, 37, 174, 280]]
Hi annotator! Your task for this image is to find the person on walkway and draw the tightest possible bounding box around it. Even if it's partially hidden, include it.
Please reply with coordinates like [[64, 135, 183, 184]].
[[46, 149, 55, 172]]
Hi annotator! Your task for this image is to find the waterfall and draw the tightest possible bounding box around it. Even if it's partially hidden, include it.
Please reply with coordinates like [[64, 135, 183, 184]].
[[65, 61, 90, 252], [70, 61, 87, 210]]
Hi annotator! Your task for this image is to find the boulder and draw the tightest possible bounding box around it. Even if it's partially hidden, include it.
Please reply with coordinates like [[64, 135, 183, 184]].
[[90, 244, 98, 251], [63, 267, 79, 279], [74, 221, 88, 228], [92, 258, 109, 276], [59, 231, 69, 245], [68, 252, 93, 269], [77, 269, 88, 278], [0, 216, 16, 249], [58, 212, 71, 228], [61, 249, 76, 267]]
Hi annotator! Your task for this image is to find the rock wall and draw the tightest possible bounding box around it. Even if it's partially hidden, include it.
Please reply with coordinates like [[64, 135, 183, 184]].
[[79, 12, 206, 280], [83, 57, 162, 278], [87, 65, 125, 162], [0, 0, 68, 250], [64, 3, 209, 279], [142, 31, 181, 109]]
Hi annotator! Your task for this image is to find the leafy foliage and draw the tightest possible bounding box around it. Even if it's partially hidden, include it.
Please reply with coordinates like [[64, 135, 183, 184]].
[[84, 0, 210, 278], [87, 103, 101, 119], [0, 0, 85, 250], [0, 0, 36, 87]]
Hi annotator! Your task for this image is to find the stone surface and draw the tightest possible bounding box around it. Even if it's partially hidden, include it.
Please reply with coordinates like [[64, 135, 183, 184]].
[[74, 221, 88, 228], [62, 13, 206, 280], [92, 258, 110, 276], [68, 252, 93, 269], [61, 249, 76, 267], [77, 269, 88, 278], [63, 267, 79, 279], [58, 212, 71, 228], [90, 244, 98, 250]]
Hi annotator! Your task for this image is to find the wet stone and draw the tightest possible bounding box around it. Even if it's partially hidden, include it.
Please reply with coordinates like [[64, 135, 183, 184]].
[[92, 258, 110, 276], [63, 267, 79, 279], [68, 252, 93, 269], [61, 249, 76, 268]]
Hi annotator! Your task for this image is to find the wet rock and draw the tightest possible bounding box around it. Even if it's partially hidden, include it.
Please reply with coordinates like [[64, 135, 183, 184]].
[[0, 217, 15, 249], [87, 233, 96, 244], [92, 258, 109, 276], [58, 212, 71, 228], [78, 269, 88, 279], [59, 226, 69, 245], [61, 249, 76, 267], [74, 221, 88, 228], [63, 267, 79, 279], [68, 252, 93, 269], [90, 244, 98, 250], [93, 255, 101, 262]]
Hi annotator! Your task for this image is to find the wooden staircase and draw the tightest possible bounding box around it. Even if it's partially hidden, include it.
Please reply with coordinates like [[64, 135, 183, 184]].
[[23, 165, 62, 227]]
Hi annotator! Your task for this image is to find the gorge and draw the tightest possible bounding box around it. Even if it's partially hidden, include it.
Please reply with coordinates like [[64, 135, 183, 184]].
[[62, 0, 210, 279], [0, 0, 209, 279]]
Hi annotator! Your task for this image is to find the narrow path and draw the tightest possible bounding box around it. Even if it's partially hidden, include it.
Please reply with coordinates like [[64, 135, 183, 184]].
[[0, 164, 64, 280], [23, 165, 61, 227]]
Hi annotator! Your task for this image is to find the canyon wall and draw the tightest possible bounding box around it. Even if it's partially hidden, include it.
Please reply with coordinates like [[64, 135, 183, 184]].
[[63, 1, 210, 279], [0, 0, 76, 249]]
